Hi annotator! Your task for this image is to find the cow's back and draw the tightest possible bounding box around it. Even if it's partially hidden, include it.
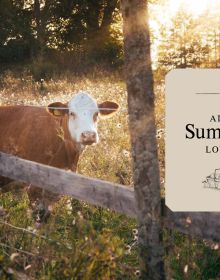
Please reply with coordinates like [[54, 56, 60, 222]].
[[0, 106, 76, 169]]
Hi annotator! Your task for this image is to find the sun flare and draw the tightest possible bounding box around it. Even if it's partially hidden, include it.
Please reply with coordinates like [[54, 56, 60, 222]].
[[168, 0, 219, 17], [149, 0, 220, 34], [149, 0, 220, 68]]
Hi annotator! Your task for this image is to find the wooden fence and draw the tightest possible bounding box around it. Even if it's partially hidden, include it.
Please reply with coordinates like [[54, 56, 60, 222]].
[[1, 151, 220, 242]]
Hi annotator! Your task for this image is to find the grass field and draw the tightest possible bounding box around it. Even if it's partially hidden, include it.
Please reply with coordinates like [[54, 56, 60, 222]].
[[0, 70, 220, 279]]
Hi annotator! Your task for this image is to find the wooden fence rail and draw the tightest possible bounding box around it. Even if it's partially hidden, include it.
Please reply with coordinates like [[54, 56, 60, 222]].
[[0, 152, 137, 218], [1, 151, 220, 242]]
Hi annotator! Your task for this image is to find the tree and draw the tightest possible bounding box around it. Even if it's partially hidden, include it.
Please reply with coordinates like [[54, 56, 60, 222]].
[[157, 8, 210, 72], [121, 0, 165, 279], [0, 0, 34, 63], [198, 6, 220, 68], [47, 0, 120, 49], [33, 0, 48, 55], [0, 0, 121, 65]]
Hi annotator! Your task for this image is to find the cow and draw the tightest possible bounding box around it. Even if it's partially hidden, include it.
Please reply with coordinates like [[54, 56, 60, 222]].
[[0, 91, 119, 222]]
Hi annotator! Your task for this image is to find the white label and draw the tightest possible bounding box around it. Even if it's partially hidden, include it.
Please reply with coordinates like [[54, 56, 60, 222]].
[[166, 69, 220, 211]]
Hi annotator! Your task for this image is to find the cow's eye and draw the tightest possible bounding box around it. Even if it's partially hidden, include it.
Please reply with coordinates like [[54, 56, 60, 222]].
[[93, 112, 99, 122], [70, 112, 76, 119]]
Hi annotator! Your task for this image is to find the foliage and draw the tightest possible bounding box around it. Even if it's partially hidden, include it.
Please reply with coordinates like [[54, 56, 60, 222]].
[[2, 0, 220, 73], [164, 230, 220, 280], [157, 8, 210, 72], [0, 0, 122, 68], [0, 0, 35, 63], [0, 191, 138, 279]]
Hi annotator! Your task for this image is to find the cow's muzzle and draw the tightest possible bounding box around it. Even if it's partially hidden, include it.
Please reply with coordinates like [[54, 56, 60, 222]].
[[80, 131, 97, 145]]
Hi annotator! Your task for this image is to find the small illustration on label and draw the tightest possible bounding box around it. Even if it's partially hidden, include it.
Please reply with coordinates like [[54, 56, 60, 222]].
[[203, 169, 220, 189]]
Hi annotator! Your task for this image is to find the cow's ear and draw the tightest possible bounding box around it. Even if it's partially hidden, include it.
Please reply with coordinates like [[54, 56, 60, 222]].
[[47, 102, 69, 117], [98, 101, 119, 117]]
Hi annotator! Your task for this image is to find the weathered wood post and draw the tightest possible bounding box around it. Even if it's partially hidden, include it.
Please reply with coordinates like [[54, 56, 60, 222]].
[[121, 1, 165, 279]]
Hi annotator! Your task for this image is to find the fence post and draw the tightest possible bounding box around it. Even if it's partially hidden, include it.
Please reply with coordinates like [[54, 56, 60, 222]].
[[121, 1, 165, 278]]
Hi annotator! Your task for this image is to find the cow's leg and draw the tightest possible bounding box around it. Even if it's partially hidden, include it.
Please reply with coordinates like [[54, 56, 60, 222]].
[[27, 185, 60, 224]]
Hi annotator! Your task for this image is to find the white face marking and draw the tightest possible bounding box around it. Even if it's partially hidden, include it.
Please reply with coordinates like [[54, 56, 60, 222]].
[[67, 91, 99, 144]]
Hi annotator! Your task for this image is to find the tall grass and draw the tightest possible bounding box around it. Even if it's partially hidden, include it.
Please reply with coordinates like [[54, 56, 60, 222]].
[[0, 70, 138, 279]]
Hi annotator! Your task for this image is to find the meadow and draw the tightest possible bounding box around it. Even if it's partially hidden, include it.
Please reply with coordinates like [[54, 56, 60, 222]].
[[0, 69, 220, 280]]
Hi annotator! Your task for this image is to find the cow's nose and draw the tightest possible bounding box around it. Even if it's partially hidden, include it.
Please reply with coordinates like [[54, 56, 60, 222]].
[[80, 131, 97, 145]]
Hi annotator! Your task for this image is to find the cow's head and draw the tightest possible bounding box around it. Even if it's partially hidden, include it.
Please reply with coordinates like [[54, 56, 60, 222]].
[[47, 91, 119, 145]]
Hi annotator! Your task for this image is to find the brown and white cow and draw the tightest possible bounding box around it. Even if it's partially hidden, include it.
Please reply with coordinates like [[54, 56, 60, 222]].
[[0, 91, 119, 221]]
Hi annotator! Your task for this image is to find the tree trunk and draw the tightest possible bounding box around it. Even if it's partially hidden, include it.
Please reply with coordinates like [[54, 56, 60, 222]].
[[100, 0, 119, 39], [34, 0, 46, 55], [86, 0, 102, 41], [121, 1, 165, 279], [86, 0, 119, 58]]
